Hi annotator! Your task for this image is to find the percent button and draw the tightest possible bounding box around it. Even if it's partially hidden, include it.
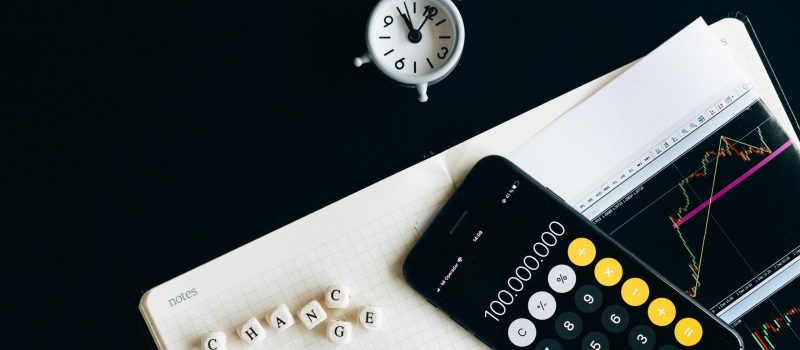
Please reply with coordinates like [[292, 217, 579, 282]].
[[548, 264, 576, 293]]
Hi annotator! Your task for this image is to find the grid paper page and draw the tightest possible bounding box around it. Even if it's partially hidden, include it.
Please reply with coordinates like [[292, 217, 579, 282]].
[[156, 185, 486, 349]]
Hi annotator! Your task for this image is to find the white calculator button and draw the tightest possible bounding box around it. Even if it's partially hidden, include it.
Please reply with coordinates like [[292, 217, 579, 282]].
[[528, 291, 557, 320], [508, 318, 537, 347], [548, 264, 576, 293]]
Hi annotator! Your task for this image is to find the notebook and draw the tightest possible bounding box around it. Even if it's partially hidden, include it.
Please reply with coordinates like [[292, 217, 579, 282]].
[[140, 17, 797, 349]]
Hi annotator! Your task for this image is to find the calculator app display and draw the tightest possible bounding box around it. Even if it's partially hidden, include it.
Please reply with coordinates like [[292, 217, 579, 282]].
[[403, 156, 743, 349]]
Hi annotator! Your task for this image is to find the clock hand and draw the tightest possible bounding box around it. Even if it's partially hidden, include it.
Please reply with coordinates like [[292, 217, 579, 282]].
[[396, 5, 422, 43], [403, 2, 414, 28], [416, 6, 438, 31], [396, 7, 414, 33]]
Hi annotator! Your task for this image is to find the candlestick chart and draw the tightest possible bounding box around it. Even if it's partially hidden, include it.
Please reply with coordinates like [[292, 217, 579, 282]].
[[734, 277, 800, 349], [593, 100, 800, 314]]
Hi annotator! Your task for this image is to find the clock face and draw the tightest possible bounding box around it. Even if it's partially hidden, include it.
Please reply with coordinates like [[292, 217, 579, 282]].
[[367, 0, 461, 82]]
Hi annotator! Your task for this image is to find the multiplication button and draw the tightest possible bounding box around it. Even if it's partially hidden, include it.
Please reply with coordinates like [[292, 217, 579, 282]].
[[507, 318, 537, 347], [594, 258, 623, 287], [554, 311, 583, 340], [601, 304, 630, 333], [574, 285, 603, 313], [547, 264, 576, 293]]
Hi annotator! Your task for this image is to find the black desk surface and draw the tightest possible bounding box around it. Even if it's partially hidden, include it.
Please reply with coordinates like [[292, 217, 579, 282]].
[[6, 1, 800, 348]]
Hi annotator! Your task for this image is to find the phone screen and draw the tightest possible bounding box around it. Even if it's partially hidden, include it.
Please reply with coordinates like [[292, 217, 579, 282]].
[[403, 156, 742, 349]]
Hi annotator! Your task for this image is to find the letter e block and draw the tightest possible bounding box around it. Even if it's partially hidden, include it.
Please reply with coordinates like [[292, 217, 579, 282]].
[[237, 317, 266, 344], [359, 305, 384, 330], [297, 300, 328, 330], [267, 304, 295, 331], [327, 320, 353, 344], [325, 285, 351, 309]]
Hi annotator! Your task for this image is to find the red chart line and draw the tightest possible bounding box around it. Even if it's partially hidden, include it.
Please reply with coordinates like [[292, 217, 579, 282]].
[[673, 139, 794, 229]]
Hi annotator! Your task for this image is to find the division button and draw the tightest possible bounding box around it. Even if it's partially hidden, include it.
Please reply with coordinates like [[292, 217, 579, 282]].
[[594, 258, 623, 287], [554, 311, 583, 340], [674, 317, 703, 346], [568, 237, 597, 266], [581, 331, 610, 350], [534, 338, 563, 350], [628, 325, 657, 350], [601, 304, 630, 333], [620, 278, 650, 307], [574, 285, 603, 313], [508, 318, 537, 347], [647, 298, 676, 327], [548, 264, 577, 293], [528, 291, 557, 320]]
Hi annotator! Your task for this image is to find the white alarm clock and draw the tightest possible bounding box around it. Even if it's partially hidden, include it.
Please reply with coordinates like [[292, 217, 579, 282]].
[[354, 0, 465, 102]]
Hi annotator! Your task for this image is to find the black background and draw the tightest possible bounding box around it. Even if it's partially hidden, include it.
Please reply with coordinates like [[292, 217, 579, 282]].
[[5, 0, 799, 348]]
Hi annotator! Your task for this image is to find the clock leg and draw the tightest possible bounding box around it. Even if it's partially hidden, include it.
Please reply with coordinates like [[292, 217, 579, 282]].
[[353, 53, 372, 67], [416, 83, 428, 103]]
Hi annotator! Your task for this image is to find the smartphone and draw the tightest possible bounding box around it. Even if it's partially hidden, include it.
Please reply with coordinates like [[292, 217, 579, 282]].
[[403, 155, 743, 349]]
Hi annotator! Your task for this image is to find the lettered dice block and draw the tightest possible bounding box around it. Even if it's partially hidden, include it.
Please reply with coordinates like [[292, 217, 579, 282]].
[[325, 285, 351, 309], [327, 320, 353, 344], [297, 300, 328, 330], [238, 317, 266, 344], [359, 305, 384, 330], [267, 304, 295, 331], [201, 331, 227, 350]]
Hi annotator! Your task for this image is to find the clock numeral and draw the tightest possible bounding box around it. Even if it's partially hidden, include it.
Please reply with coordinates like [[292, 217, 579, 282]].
[[426, 57, 434, 69], [437, 47, 449, 59], [384, 15, 394, 27], [423, 6, 438, 20], [395, 57, 406, 70]]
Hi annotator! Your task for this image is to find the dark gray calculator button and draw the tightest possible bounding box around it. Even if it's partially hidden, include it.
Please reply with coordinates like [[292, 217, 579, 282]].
[[554, 311, 583, 340], [535, 338, 563, 350], [601, 304, 629, 333], [657, 346, 679, 350], [628, 325, 656, 350], [574, 285, 603, 313], [581, 331, 609, 350]]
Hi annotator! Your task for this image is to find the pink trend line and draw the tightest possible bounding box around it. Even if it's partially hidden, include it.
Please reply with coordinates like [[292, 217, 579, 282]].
[[672, 139, 794, 229]]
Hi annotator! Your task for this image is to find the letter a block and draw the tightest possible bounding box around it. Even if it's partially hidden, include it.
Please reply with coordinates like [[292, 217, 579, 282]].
[[325, 285, 351, 309], [238, 317, 266, 344], [327, 320, 353, 344], [267, 304, 296, 331], [297, 300, 328, 330], [359, 304, 384, 330]]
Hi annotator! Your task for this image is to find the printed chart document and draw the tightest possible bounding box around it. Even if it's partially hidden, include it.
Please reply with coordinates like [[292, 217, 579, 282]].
[[511, 17, 800, 349]]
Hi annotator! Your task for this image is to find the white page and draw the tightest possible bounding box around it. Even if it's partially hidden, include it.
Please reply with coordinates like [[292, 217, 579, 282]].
[[510, 18, 748, 207]]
